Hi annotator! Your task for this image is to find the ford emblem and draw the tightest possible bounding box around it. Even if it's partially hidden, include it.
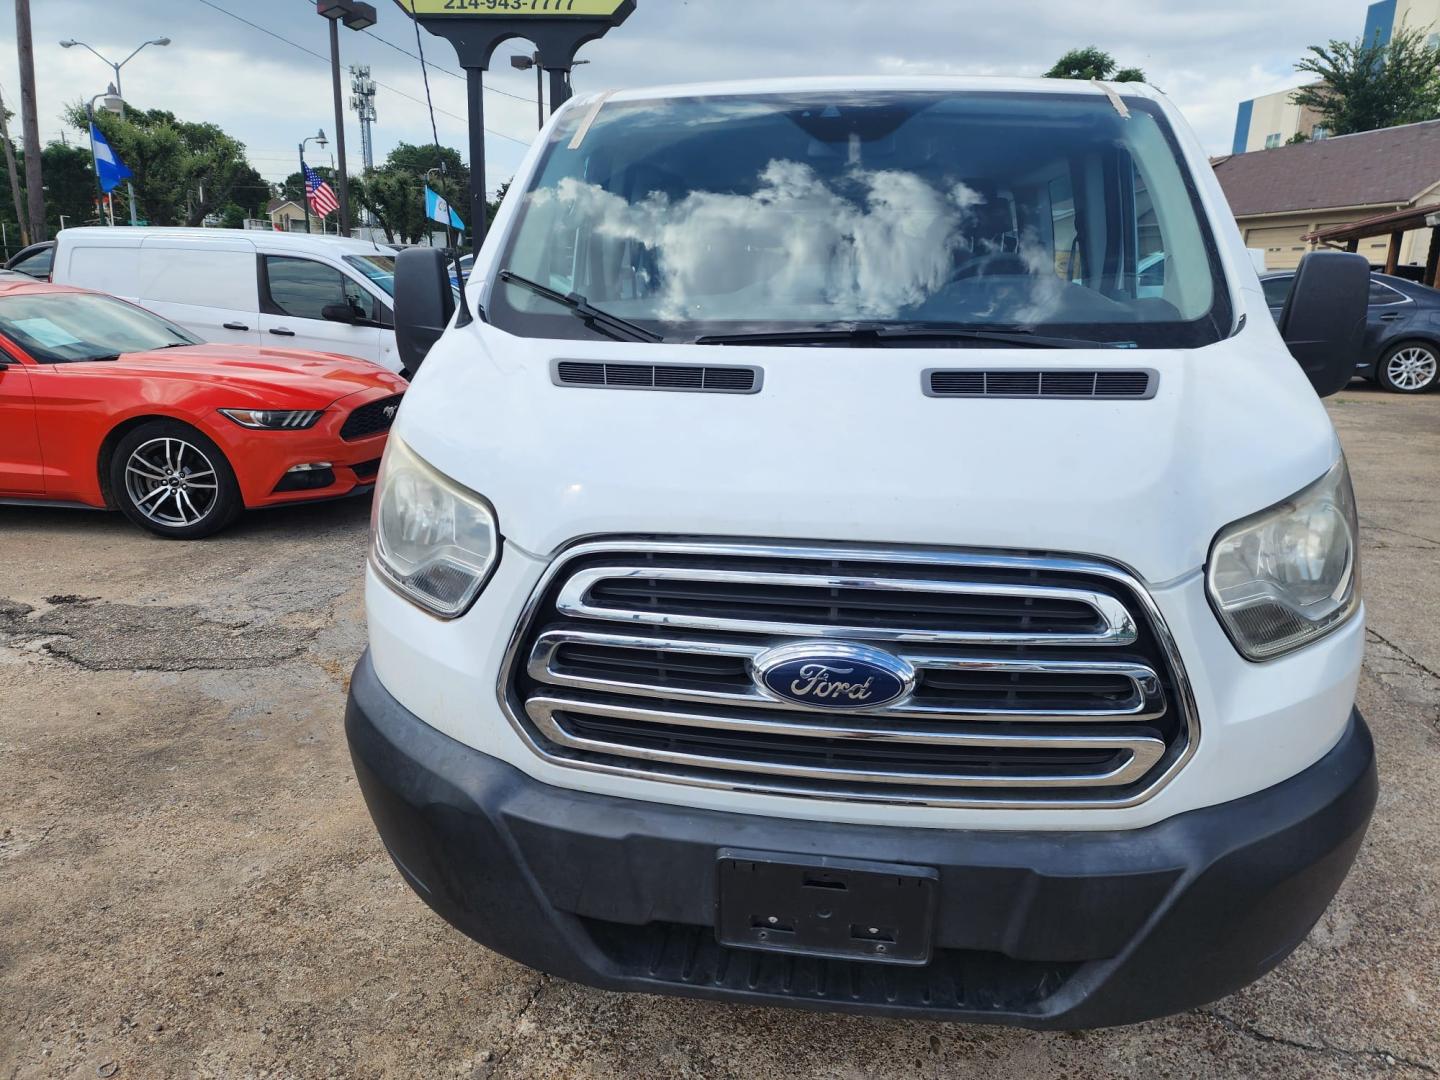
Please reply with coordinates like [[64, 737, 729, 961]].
[[752, 641, 916, 711]]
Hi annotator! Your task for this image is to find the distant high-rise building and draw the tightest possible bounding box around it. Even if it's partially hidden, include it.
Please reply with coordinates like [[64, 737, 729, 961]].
[[1231, 1, 1440, 155]]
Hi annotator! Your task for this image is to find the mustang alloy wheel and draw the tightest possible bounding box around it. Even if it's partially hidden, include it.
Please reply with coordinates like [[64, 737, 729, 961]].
[[1379, 343, 1439, 393], [109, 420, 242, 539], [124, 437, 221, 529]]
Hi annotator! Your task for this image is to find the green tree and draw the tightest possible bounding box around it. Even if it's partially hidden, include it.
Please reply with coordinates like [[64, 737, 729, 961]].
[[64, 104, 269, 226], [353, 142, 470, 245], [0, 140, 96, 250], [487, 178, 511, 221], [40, 142, 98, 231], [1044, 47, 1146, 83], [1292, 26, 1440, 136]]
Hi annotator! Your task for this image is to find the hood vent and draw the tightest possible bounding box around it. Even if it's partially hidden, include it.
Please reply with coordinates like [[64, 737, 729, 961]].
[[925, 369, 1157, 400], [554, 361, 761, 394]]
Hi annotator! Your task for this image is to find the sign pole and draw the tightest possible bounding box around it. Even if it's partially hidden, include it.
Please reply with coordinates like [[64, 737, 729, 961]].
[[467, 68, 487, 255], [548, 68, 571, 113], [392, 0, 636, 260]]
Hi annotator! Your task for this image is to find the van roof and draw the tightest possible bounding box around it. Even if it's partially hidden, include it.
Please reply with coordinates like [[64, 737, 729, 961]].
[[56, 226, 395, 256], [571, 75, 1162, 108]]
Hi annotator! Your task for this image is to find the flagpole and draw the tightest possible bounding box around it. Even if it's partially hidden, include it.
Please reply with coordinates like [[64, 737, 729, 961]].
[[85, 100, 106, 226], [299, 147, 312, 234]]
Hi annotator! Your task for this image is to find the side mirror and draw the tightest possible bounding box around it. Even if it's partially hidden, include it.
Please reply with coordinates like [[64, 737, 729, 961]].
[[1278, 251, 1369, 398], [394, 248, 457, 375], [321, 303, 358, 325]]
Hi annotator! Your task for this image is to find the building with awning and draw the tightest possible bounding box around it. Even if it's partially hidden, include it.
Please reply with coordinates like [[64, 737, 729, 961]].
[[1211, 118, 1440, 270]]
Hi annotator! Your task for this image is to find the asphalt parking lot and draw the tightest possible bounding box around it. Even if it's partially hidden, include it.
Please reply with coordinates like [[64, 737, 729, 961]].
[[1, 384, 1437, 1080]]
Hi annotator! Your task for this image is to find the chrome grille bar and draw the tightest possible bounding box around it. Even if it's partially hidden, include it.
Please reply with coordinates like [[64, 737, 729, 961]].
[[526, 696, 1167, 789], [556, 566, 1139, 647], [528, 628, 1167, 722]]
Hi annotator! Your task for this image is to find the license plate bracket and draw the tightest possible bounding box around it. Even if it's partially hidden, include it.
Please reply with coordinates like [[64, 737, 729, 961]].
[[716, 849, 938, 966]]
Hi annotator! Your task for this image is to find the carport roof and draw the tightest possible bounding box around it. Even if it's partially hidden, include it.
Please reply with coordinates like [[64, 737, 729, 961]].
[[1211, 118, 1440, 217], [1304, 202, 1440, 244]]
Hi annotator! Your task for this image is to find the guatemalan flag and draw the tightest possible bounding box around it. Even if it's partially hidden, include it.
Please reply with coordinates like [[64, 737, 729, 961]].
[[425, 185, 465, 230], [90, 124, 132, 194]]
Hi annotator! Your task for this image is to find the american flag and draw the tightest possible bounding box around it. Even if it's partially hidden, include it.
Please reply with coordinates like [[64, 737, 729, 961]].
[[303, 164, 339, 218]]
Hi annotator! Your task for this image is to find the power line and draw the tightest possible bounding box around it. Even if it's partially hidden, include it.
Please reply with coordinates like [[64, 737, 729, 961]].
[[359, 24, 536, 103], [191, 0, 530, 147]]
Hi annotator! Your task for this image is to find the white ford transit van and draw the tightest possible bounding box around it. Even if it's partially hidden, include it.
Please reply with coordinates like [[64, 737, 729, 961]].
[[51, 228, 407, 374], [346, 78, 1377, 1028]]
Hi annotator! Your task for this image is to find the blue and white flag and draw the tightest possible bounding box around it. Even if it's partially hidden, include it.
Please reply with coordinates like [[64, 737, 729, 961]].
[[90, 124, 132, 194], [425, 186, 465, 230]]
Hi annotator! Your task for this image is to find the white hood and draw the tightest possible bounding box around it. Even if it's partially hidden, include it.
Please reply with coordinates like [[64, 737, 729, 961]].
[[397, 314, 1338, 585]]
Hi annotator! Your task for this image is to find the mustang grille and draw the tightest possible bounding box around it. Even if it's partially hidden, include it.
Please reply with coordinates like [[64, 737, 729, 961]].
[[340, 394, 403, 441]]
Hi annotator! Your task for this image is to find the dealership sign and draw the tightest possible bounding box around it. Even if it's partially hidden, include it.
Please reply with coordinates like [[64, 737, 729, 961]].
[[394, 0, 635, 67], [402, 0, 629, 15], [394, 0, 635, 248]]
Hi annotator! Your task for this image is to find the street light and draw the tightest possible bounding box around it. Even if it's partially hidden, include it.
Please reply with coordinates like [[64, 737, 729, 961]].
[[511, 54, 590, 129], [61, 36, 170, 226], [298, 129, 328, 235], [315, 1, 377, 236], [61, 37, 170, 103], [86, 86, 124, 226]]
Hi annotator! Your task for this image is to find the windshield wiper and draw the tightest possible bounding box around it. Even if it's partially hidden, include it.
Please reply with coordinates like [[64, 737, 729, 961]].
[[497, 270, 662, 343], [694, 324, 1133, 349]]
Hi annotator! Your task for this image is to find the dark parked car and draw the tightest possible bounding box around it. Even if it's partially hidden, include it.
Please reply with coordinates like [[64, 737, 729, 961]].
[[1263, 270, 1439, 393], [4, 241, 55, 281]]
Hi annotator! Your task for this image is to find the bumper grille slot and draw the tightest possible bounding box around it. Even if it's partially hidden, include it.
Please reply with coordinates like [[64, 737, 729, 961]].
[[501, 542, 1194, 807], [581, 919, 1080, 1012]]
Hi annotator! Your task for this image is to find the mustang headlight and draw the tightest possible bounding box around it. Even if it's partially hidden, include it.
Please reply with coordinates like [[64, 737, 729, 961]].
[[1207, 458, 1361, 661], [219, 409, 323, 430], [371, 437, 499, 618]]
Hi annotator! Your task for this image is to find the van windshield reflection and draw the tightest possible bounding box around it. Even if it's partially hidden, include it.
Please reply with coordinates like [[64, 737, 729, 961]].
[[490, 91, 1230, 348]]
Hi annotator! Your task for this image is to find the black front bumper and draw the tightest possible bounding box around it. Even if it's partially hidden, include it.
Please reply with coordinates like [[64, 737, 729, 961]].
[[345, 651, 1377, 1030]]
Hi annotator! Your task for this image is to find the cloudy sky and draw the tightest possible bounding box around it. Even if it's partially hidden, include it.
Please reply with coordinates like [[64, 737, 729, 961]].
[[0, 0, 1374, 192]]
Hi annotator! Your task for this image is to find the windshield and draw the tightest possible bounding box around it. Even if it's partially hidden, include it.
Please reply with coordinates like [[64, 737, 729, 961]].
[[0, 292, 198, 363], [345, 254, 396, 297], [491, 91, 1231, 347]]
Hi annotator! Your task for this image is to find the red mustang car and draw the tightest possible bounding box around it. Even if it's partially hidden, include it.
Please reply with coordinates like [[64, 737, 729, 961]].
[[0, 280, 406, 539]]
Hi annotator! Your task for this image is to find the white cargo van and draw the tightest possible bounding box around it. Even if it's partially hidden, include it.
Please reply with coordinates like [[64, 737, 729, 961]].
[[51, 228, 407, 374], [346, 78, 1377, 1029]]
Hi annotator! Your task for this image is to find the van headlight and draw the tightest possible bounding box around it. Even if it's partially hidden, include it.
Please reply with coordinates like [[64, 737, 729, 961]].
[[371, 437, 499, 618], [1206, 458, 1361, 661]]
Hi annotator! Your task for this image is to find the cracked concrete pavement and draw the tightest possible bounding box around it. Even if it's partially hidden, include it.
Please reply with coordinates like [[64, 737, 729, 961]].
[[1, 384, 1437, 1078]]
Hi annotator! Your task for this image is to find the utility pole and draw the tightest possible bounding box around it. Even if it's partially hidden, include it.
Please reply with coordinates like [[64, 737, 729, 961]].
[[0, 88, 31, 246], [15, 0, 46, 242]]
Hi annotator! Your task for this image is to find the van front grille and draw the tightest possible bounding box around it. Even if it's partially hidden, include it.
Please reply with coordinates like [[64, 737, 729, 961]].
[[500, 541, 1195, 808]]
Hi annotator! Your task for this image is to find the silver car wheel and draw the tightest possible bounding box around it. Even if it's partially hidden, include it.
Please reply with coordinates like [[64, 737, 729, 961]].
[[123, 437, 220, 528], [1386, 346, 1438, 391]]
